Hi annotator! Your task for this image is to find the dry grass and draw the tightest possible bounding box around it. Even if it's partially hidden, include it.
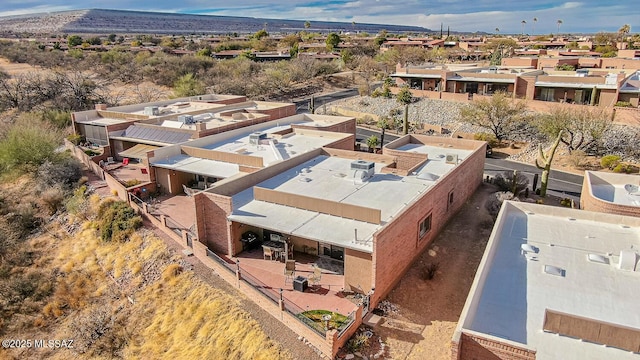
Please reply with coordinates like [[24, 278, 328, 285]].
[[2, 194, 291, 360]]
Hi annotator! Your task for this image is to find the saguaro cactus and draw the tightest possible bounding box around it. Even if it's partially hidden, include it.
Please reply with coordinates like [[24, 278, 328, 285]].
[[535, 130, 563, 197]]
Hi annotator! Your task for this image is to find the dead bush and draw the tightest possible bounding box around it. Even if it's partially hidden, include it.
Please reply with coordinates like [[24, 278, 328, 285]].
[[41, 186, 65, 214]]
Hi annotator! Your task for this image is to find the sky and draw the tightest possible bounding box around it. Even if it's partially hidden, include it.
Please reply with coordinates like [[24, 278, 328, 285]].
[[0, 0, 638, 34]]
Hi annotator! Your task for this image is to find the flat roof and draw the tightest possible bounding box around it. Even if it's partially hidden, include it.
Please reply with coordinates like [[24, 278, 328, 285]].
[[229, 146, 473, 252], [535, 81, 618, 89], [75, 117, 128, 125], [153, 154, 240, 179], [586, 171, 640, 207], [199, 127, 347, 167], [459, 202, 640, 360]]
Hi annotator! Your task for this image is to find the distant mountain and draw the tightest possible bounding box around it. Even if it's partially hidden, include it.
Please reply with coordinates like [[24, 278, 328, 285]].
[[0, 8, 430, 35]]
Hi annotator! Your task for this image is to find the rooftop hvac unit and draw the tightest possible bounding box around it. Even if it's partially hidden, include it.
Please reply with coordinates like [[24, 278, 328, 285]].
[[575, 69, 589, 77], [144, 106, 159, 116], [351, 160, 375, 179], [445, 154, 458, 164], [249, 132, 267, 145], [178, 115, 195, 124], [488, 66, 498, 74], [619, 250, 638, 271]]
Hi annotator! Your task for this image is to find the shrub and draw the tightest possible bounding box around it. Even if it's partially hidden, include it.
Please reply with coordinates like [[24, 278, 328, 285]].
[[560, 198, 573, 207], [97, 200, 142, 242], [613, 163, 638, 174], [474, 132, 499, 147], [41, 186, 65, 214], [67, 134, 83, 145], [422, 262, 440, 280], [84, 149, 100, 156], [346, 333, 370, 352], [38, 157, 83, 189], [600, 154, 621, 169], [124, 179, 141, 188], [615, 101, 633, 108], [492, 171, 529, 195], [568, 150, 588, 168]]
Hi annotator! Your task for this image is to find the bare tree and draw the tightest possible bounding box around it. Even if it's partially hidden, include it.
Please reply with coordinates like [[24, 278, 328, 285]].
[[536, 105, 612, 154], [459, 91, 529, 143]]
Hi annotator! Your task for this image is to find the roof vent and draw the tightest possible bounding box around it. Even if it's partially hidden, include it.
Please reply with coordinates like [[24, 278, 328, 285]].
[[587, 254, 609, 264], [544, 265, 565, 277], [521, 244, 539, 254], [619, 250, 638, 271], [249, 132, 267, 145]]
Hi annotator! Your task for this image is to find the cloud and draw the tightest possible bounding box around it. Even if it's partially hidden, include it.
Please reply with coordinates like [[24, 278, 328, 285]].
[[0, 0, 637, 33]]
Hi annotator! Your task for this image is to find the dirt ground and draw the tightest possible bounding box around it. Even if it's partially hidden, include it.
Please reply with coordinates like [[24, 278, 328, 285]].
[[370, 183, 498, 360]]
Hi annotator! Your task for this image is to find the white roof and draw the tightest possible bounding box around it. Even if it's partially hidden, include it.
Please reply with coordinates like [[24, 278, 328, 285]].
[[459, 201, 640, 360], [586, 171, 640, 207], [202, 128, 343, 166], [229, 150, 472, 252], [76, 117, 127, 125], [152, 154, 240, 179]]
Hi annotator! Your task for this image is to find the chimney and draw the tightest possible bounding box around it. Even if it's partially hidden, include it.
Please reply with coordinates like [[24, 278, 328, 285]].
[[195, 122, 206, 132], [95, 104, 107, 111]]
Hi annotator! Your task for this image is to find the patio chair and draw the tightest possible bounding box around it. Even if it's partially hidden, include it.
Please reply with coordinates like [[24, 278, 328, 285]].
[[263, 246, 274, 261], [122, 157, 129, 166], [141, 168, 148, 175], [287, 243, 294, 259], [284, 260, 296, 284], [308, 265, 322, 289]]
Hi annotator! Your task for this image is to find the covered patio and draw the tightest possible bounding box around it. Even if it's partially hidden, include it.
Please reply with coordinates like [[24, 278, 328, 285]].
[[230, 247, 358, 315]]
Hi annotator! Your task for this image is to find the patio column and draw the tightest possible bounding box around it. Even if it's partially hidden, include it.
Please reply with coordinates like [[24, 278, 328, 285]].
[[278, 288, 284, 311]]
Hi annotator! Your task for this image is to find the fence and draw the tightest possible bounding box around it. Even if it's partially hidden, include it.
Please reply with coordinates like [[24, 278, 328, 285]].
[[239, 270, 280, 305], [205, 248, 236, 274], [282, 296, 328, 338]]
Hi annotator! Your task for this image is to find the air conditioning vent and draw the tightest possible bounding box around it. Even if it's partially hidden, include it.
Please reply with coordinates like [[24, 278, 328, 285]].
[[144, 106, 159, 116], [249, 132, 267, 145], [445, 154, 458, 164], [350, 160, 375, 180], [178, 115, 195, 124]]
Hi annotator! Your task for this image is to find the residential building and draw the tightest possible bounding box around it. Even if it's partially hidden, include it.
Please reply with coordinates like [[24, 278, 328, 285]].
[[581, 171, 640, 216], [453, 201, 640, 360], [195, 134, 486, 306]]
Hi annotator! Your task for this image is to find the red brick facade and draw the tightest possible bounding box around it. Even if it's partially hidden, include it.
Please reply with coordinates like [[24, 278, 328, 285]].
[[452, 332, 536, 360]]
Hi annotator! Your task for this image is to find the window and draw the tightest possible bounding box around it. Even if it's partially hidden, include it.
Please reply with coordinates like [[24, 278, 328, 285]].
[[419, 213, 432, 238], [448, 190, 454, 210]]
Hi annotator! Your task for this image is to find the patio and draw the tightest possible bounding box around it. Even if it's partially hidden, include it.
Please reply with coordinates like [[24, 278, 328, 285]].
[[149, 194, 197, 231], [107, 161, 151, 184], [230, 248, 358, 316]]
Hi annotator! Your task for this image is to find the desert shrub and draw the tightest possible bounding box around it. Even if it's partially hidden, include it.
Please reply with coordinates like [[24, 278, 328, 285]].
[[474, 132, 499, 147], [123, 179, 141, 187], [0, 114, 63, 174], [568, 150, 588, 168], [41, 109, 71, 129], [560, 198, 573, 207], [600, 154, 621, 169], [613, 163, 638, 174], [615, 101, 633, 108], [370, 87, 382, 98], [66, 185, 89, 216], [422, 262, 440, 280], [41, 186, 65, 214], [97, 200, 142, 242], [38, 156, 83, 189], [492, 171, 529, 195], [67, 134, 83, 145], [84, 149, 100, 156], [346, 333, 370, 352]]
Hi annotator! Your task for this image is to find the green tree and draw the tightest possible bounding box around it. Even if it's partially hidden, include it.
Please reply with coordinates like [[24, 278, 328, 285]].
[[484, 38, 517, 65], [67, 35, 83, 47], [304, 21, 311, 29], [396, 86, 413, 135], [326, 33, 341, 51], [253, 29, 269, 40], [459, 91, 528, 143], [376, 116, 391, 149], [108, 34, 117, 42], [173, 73, 205, 97], [366, 135, 379, 153]]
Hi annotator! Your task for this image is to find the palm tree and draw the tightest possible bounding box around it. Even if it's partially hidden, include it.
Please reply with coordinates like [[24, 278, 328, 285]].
[[556, 19, 563, 37], [532, 17, 538, 35], [618, 24, 631, 40], [366, 135, 379, 153], [521, 20, 526, 35]]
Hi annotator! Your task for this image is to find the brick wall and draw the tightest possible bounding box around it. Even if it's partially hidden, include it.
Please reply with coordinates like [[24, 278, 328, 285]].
[[453, 332, 536, 360], [371, 145, 485, 306], [194, 191, 233, 254], [344, 248, 373, 293]]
